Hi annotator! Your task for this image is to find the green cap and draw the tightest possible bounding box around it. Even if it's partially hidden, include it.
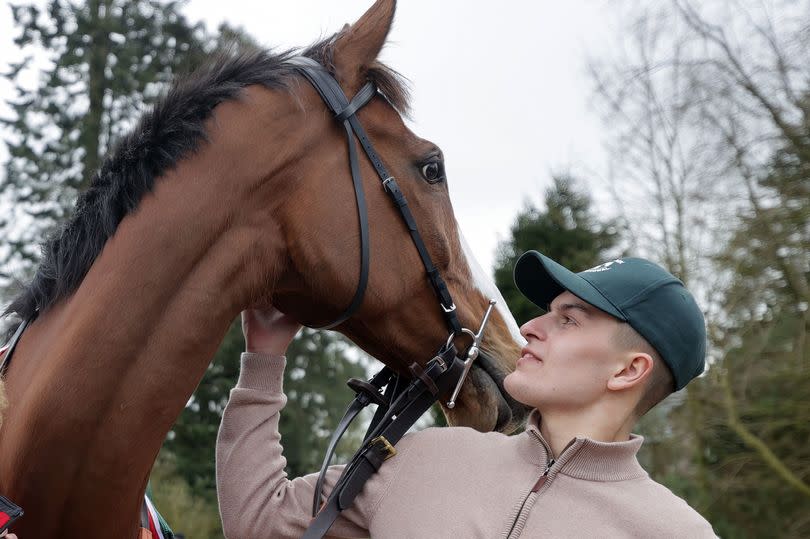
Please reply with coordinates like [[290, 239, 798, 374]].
[[514, 251, 706, 391]]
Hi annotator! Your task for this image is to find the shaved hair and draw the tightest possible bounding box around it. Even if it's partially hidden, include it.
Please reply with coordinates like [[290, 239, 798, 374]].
[[612, 323, 675, 418]]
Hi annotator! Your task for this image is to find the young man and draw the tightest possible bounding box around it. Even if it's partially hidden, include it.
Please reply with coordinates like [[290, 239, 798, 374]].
[[216, 251, 717, 538]]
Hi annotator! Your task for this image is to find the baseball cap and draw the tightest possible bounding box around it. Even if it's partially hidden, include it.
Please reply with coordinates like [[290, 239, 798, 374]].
[[513, 251, 706, 391]]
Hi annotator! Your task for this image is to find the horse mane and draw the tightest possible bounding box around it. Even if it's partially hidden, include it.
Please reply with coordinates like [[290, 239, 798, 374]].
[[5, 32, 410, 322]]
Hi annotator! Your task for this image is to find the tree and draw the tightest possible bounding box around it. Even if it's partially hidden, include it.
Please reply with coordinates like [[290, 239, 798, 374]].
[[701, 134, 810, 538], [1, 0, 208, 281], [493, 175, 618, 325]]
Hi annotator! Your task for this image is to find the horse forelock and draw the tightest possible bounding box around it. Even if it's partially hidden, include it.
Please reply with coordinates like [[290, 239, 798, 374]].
[[303, 31, 411, 117]]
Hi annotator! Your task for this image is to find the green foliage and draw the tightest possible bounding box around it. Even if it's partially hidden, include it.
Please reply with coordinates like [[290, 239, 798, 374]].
[[150, 450, 225, 539], [493, 175, 619, 325]]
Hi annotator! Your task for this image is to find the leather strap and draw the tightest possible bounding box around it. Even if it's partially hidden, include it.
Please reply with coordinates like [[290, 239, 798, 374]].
[[288, 57, 373, 330], [0, 313, 36, 377], [303, 345, 463, 539], [312, 366, 395, 516]]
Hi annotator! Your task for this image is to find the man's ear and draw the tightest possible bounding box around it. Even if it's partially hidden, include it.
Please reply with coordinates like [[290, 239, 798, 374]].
[[332, 0, 396, 94], [607, 353, 654, 391]]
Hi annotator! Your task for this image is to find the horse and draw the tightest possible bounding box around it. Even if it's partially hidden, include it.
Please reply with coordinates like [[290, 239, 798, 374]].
[[0, 0, 528, 537]]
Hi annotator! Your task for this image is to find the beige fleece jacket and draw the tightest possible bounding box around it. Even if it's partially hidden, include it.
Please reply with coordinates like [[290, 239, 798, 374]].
[[216, 353, 717, 538]]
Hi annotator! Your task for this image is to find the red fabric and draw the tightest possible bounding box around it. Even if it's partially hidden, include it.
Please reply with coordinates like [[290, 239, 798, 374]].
[[147, 510, 159, 538], [0, 511, 10, 527]]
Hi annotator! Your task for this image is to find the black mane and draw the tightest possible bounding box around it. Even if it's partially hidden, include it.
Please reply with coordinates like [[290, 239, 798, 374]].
[[5, 34, 410, 322]]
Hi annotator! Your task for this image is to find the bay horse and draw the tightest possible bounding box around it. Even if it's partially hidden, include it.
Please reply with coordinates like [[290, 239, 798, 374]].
[[0, 0, 527, 537]]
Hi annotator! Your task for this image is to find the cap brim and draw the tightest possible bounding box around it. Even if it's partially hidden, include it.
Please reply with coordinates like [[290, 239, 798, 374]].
[[513, 251, 627, 321]]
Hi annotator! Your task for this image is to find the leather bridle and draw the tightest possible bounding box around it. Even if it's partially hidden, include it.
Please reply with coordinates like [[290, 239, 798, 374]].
[[288, 56, 463, 334], [287, 56, 498, 539]]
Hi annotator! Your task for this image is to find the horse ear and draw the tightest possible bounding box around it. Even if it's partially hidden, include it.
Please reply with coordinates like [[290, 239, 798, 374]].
[[332, 0, 396, 93]]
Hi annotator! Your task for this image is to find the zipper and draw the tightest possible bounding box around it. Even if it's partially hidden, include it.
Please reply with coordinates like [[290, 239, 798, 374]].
[[505, 433, 579, 538], [505, 457, 555, 539], [530, 458, 555, 493]]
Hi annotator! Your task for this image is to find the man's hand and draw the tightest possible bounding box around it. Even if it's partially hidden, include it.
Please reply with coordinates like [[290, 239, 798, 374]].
[[241, 308, 302, 356]]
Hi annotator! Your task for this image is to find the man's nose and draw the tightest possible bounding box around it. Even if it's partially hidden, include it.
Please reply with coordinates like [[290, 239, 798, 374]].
[[520, 313, 550, 341]]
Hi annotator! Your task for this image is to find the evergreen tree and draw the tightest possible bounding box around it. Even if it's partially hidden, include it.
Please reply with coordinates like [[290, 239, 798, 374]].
[[493, 175, 618, 325], [149, 451, 224, 539], [1, 0, 208, 279]]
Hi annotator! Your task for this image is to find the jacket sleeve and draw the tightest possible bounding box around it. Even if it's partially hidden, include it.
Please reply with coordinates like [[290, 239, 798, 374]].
[[216, 352, 395, 539]]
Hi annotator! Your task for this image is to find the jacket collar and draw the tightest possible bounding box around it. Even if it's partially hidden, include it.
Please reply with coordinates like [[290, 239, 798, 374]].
[[519, 409, 648, 481]]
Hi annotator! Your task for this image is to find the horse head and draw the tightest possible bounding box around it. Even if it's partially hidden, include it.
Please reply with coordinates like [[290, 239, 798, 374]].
[[263, 0, 528, 432]]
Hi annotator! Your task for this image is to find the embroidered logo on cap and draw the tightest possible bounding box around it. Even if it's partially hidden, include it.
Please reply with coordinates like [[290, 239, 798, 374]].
[[583, 259, 625, 273]]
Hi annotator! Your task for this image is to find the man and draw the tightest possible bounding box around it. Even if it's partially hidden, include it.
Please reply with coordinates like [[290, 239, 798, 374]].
[[216, 251, 716, 538]]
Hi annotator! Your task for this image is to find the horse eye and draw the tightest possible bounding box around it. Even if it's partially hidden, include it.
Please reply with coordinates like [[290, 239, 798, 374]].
[[420, 161, 445, 184]]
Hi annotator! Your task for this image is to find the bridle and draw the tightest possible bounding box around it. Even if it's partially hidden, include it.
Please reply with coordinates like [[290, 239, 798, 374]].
[[287, 56, 497, 539], [289, 55, 463, 334], [0, 55, 498, 539]]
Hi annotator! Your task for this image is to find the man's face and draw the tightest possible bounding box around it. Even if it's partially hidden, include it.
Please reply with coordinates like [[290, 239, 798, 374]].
[[504, 290, 626, 412]]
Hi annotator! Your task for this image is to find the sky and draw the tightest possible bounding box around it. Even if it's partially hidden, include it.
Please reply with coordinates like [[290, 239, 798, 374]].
[[0, 0, 615, 273]]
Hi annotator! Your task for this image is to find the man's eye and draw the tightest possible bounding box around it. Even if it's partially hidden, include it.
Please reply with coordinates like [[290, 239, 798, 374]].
[[420, 161, 445, 183]]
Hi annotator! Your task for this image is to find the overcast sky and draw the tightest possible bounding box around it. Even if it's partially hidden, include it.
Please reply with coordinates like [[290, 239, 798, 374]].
[[0, 0, 616, 272]]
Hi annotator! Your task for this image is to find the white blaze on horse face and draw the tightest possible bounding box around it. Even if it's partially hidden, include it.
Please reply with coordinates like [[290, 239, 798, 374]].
[[458, 230, 526, 346]]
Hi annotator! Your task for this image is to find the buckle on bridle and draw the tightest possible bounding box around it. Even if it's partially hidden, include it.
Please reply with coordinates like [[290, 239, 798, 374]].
[[382, 176, 397, 193], [369, 436, 397, 461], [441, 301, 456, 313], [447, 299, 497, 409]]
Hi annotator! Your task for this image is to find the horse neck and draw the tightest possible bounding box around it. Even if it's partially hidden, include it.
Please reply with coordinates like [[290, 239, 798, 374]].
[[0, 86, 297, 538]]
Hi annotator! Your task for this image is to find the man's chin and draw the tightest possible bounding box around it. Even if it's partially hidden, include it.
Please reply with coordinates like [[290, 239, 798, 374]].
[[502, 372, 535, 408]]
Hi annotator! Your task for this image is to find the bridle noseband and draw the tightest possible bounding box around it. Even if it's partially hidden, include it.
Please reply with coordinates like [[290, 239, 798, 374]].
[[287, 57, 498, 539]]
